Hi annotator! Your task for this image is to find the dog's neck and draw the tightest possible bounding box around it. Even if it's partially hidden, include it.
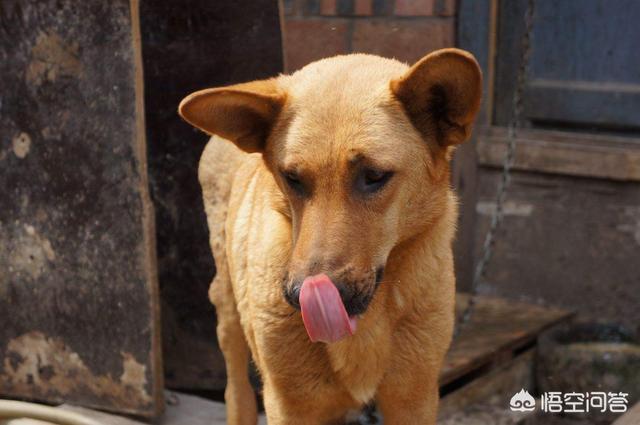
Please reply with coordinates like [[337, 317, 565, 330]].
[[323, 215, 457, 404]]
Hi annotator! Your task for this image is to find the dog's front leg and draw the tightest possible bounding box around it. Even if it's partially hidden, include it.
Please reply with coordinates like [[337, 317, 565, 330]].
[[209, 274, 257, 425], [262, 382, 334, 425], [376, 366, 440, 425], [375, 318, 449, 425]]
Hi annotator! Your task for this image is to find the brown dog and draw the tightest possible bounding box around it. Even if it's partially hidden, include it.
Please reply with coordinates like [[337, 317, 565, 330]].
[[178, 48, 481, 424]]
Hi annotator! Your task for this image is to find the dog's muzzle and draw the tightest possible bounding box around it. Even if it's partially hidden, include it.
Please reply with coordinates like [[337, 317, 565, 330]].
[[282, 267, 384, 316]]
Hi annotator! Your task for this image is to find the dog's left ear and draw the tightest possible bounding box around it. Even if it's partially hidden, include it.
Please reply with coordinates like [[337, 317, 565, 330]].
[[178, 78, 285, 153], [391, 48, 482, 147]]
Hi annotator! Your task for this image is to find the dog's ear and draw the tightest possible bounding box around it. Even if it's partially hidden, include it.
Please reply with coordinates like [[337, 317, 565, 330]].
[[178, 78, 285, 153], [391, 48, 482, 147]]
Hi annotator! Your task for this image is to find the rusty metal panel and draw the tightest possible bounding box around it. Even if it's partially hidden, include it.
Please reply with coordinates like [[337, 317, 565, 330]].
[[138, 0, 284, 390], [0, 0, 163, 417]]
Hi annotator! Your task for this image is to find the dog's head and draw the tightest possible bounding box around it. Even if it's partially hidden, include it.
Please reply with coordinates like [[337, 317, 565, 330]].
[[180, 49, 481, 317]]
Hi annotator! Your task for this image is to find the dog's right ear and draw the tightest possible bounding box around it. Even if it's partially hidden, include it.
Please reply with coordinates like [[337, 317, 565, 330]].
[[391, 48, 482, 147], [178, 78, 285, 153]]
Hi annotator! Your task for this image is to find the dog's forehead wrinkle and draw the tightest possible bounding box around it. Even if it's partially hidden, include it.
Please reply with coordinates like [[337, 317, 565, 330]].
[[286, 56, 408, 120], [283, 104, 403, 163]]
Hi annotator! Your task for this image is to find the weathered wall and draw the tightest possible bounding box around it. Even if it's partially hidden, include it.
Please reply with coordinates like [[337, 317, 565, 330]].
[[474, 169, 640, 331], [282, 0, 457, 71], [458, 0, 640, 333], [0, 0, 162, 416], [139, 0, 284, 390]]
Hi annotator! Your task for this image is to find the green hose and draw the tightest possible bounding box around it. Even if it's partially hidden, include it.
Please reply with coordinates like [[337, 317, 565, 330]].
[[0, 400, 103, 425]]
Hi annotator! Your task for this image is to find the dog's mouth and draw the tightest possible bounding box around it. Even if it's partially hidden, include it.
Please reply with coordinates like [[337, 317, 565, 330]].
[[298, 274, 358, 344]]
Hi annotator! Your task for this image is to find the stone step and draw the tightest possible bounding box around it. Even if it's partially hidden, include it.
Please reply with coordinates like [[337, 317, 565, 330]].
[[0, 392, 265, 425]]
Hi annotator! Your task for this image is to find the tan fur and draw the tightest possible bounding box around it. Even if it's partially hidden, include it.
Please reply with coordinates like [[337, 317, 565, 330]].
[[180, 49, 482, 425]]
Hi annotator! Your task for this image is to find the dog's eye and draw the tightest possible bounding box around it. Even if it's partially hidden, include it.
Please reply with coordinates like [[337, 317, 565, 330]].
[[282, 171, 305, 195], [357, 168, 394, 194]]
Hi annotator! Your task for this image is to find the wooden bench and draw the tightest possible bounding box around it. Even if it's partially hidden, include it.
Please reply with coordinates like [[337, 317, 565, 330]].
[[443, 293, 571, 389]]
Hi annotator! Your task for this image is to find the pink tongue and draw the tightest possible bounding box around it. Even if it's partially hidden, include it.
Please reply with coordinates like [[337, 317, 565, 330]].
[[299, 274, 357, 343]]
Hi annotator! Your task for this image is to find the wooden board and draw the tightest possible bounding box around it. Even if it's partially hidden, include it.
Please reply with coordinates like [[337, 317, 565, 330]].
[[477, 127, 640, 182], [439, 350, 534, 418], [454, 0, 496, 292], [0, 0, 162, 417], [138, 0, 284, 391], [494, 0, 640, 130], [439, 404, 532, 425], [442, 294, 572, 386]]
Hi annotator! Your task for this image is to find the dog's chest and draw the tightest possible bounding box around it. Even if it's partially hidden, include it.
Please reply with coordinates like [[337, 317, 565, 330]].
[[327, 332, 390, 404]]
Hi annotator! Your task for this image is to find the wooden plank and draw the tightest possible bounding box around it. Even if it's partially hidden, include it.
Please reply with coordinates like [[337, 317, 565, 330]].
[[442, 294, 572, 386], [453, 0, 496, 291], [439, 350, 535, 419], [458, 0, 495, 127], [477, 127, 640, 181], [450, 136, 480, 292], [0, 0, 162, 417], [525, 79, 640, 129], [138, 0, 284, 391], [494, 0, 640, 130], [438, 403, 532, 425], [493, 0, 529, 128]]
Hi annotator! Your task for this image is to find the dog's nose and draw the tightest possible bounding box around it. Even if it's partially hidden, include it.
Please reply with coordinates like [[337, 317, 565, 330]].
[[283, 274, 380, 316], [375, 266, 385, 286], [283, 281, 302, 310], [334, 282, 370, 316]]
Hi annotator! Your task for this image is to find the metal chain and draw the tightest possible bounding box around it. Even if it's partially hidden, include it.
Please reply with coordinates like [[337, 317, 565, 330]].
[[454, 0, 536, 339]]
